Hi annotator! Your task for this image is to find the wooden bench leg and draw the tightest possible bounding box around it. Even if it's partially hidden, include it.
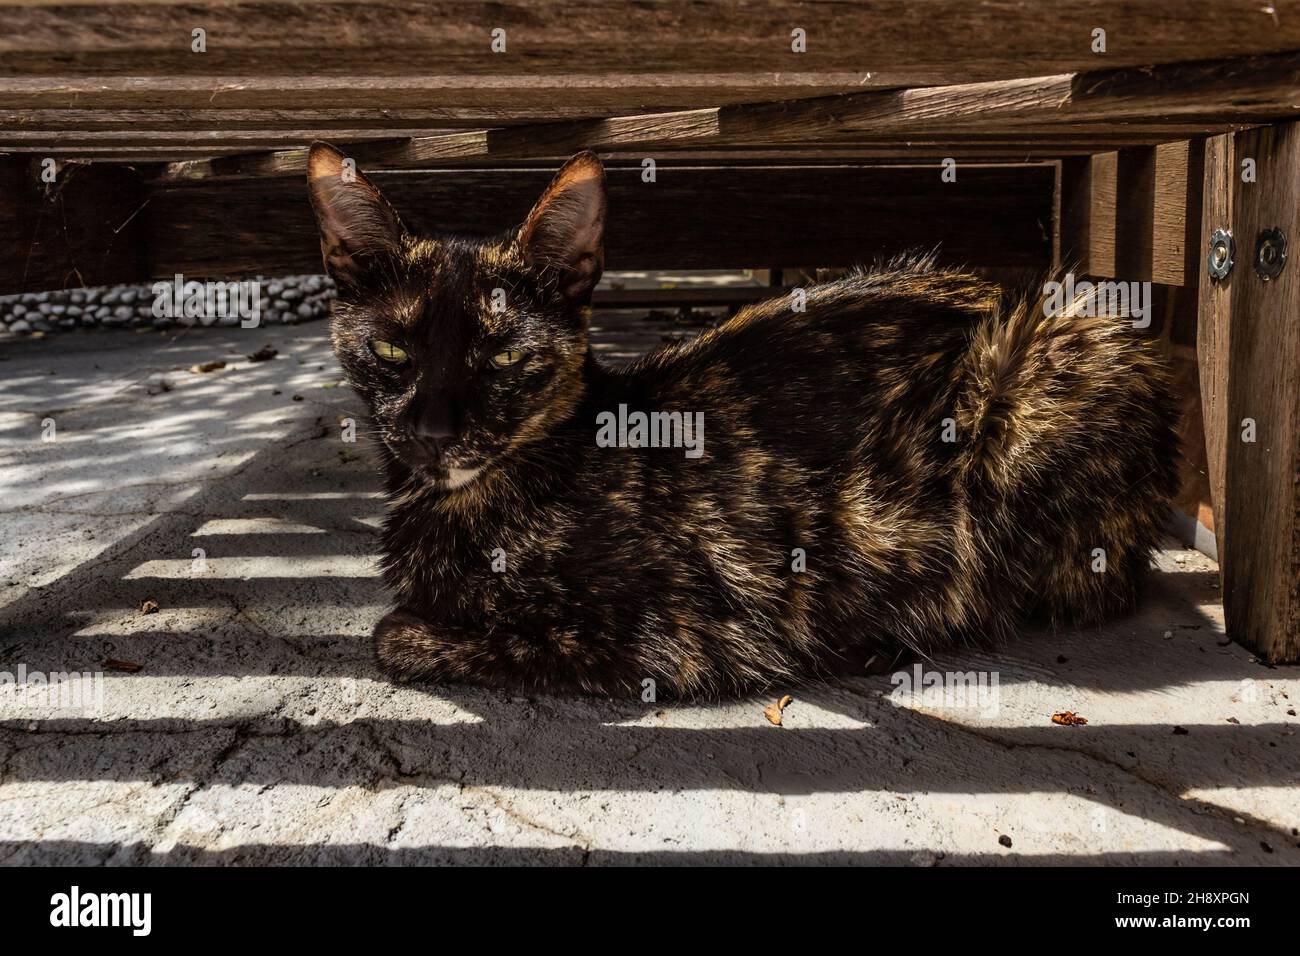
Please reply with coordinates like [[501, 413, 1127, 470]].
[[1211, 122, 1300, 662], [1196, 135, 1234, 554]]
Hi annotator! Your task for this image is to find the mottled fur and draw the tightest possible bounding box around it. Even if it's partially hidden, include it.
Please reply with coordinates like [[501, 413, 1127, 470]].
[[307, 145, 1180, 699]]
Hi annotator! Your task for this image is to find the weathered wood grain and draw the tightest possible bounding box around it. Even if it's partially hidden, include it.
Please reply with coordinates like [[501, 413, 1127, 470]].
[[6, 126, 1228, 154], [0, 0, 1296, 81], [1196, 135, 1236, 546], [148, 51, 1300, 181], [0, 107, 674, 131], [0, 74, 879, 113], [1057, 142, 1192, 283], [1223, 122, 1300, 663]]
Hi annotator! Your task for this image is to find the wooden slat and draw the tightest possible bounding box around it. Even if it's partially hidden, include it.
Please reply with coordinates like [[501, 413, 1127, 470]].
[[1115, 143, 1190, 284], [16, 147, 1133, 166], [592, 286, 784, 309], [467, 54, 1300, 154], [0, 74, 879, 112], [1196, 134, 1235, 545], [143, 164, 1054, 279], [0, 107, 674, 131], [1222, 122, 1300, 663], [1, 1, 1297, 80], [1059, 151, 1117, 275], [158, 134, 1229, 181], [0, 107, 1242, 135], [4, 126, 1231, 153], [153, 51, 1300, 181], [1057, 142, 1191, 283], [0, 130, 460, 146]]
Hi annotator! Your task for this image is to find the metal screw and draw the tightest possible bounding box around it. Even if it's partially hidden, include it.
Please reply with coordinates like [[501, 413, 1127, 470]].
[[1207, 228, 1235, 280], [1254, 228, 1287, 281]]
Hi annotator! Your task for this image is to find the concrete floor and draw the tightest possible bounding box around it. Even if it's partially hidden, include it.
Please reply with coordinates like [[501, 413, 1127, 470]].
[[1, 321, 1297, 865]]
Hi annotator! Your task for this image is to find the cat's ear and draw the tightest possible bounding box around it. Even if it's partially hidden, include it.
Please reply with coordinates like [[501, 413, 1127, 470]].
[[307, 142, 404, 289], [518, 151, 606, 302]]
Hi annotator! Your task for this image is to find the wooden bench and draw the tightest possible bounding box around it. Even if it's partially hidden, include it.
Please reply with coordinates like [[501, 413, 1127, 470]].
[[1, 1, 1296, 661]]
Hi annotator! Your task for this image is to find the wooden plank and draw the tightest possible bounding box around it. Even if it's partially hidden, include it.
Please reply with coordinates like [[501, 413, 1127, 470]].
[[153, 50, 1300, 181], [465, 60, 1289, 160], [1115, 142, 1189, 284], [1223, 121, 1300, 663], [0, 108, 1241, 135], [4, 126, 1228, 153], [1, 1, 1297, 80], [423, 52, 1300, 158], [1196, 134, 1236, 546], [17, 147, 1126, 168], [142, 164, 1054, 279], [1058, 157, 1090, 271], [0, 157, 147, 295], [0, 130, 462, 147], [1171, 140, 1208, 350], [0, 74, 882, 112], [1057, 142, 1191, 283], [0, 108, 674, 131], [158, 134, 1219, 181], [592, 286, 784, 309], [1059, 151, 1118, 276]]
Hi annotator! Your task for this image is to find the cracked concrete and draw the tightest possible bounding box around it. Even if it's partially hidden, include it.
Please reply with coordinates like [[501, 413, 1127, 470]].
[[1, 321, 1298, 865]]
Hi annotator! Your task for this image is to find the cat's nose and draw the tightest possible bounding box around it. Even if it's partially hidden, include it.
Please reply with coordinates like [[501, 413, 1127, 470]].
[[411, 396, 458, 454]]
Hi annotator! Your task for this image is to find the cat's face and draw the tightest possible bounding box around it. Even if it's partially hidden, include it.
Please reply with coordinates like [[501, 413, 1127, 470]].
[[307, 146, 606, 490]]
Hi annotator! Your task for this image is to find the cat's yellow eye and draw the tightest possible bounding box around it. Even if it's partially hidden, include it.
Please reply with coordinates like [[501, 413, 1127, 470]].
[[370, 339, 408, 364], [490, 349, 525, 369]]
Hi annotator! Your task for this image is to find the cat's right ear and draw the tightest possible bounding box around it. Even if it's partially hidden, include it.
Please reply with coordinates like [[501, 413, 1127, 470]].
[[307, 142, 404, 289]]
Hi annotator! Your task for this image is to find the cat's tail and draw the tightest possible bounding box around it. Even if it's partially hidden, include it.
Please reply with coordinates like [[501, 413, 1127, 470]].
[[951, 274, 1181, 626]]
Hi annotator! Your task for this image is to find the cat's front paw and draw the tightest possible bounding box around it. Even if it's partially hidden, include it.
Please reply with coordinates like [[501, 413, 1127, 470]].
[[373, 607, 458, 684]]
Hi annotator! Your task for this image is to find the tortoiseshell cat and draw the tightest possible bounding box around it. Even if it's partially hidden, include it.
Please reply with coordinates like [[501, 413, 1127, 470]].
[[307, 144, 1179, 698]]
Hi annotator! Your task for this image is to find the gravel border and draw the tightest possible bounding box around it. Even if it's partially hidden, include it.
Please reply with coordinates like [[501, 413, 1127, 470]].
[[0, 274, 336, 334]]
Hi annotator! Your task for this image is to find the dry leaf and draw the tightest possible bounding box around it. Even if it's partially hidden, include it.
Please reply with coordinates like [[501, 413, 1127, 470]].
[[246, 344, 278, 363], [189, 360, 226, 374], [764, 694, 795, 727], [103, 658, 143, 673], [1051, 711, 1088, 726], [138, 599, 159, 615]]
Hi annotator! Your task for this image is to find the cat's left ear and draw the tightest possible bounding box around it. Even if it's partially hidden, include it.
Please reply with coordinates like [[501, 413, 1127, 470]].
[[518, 151, 606, 302]]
